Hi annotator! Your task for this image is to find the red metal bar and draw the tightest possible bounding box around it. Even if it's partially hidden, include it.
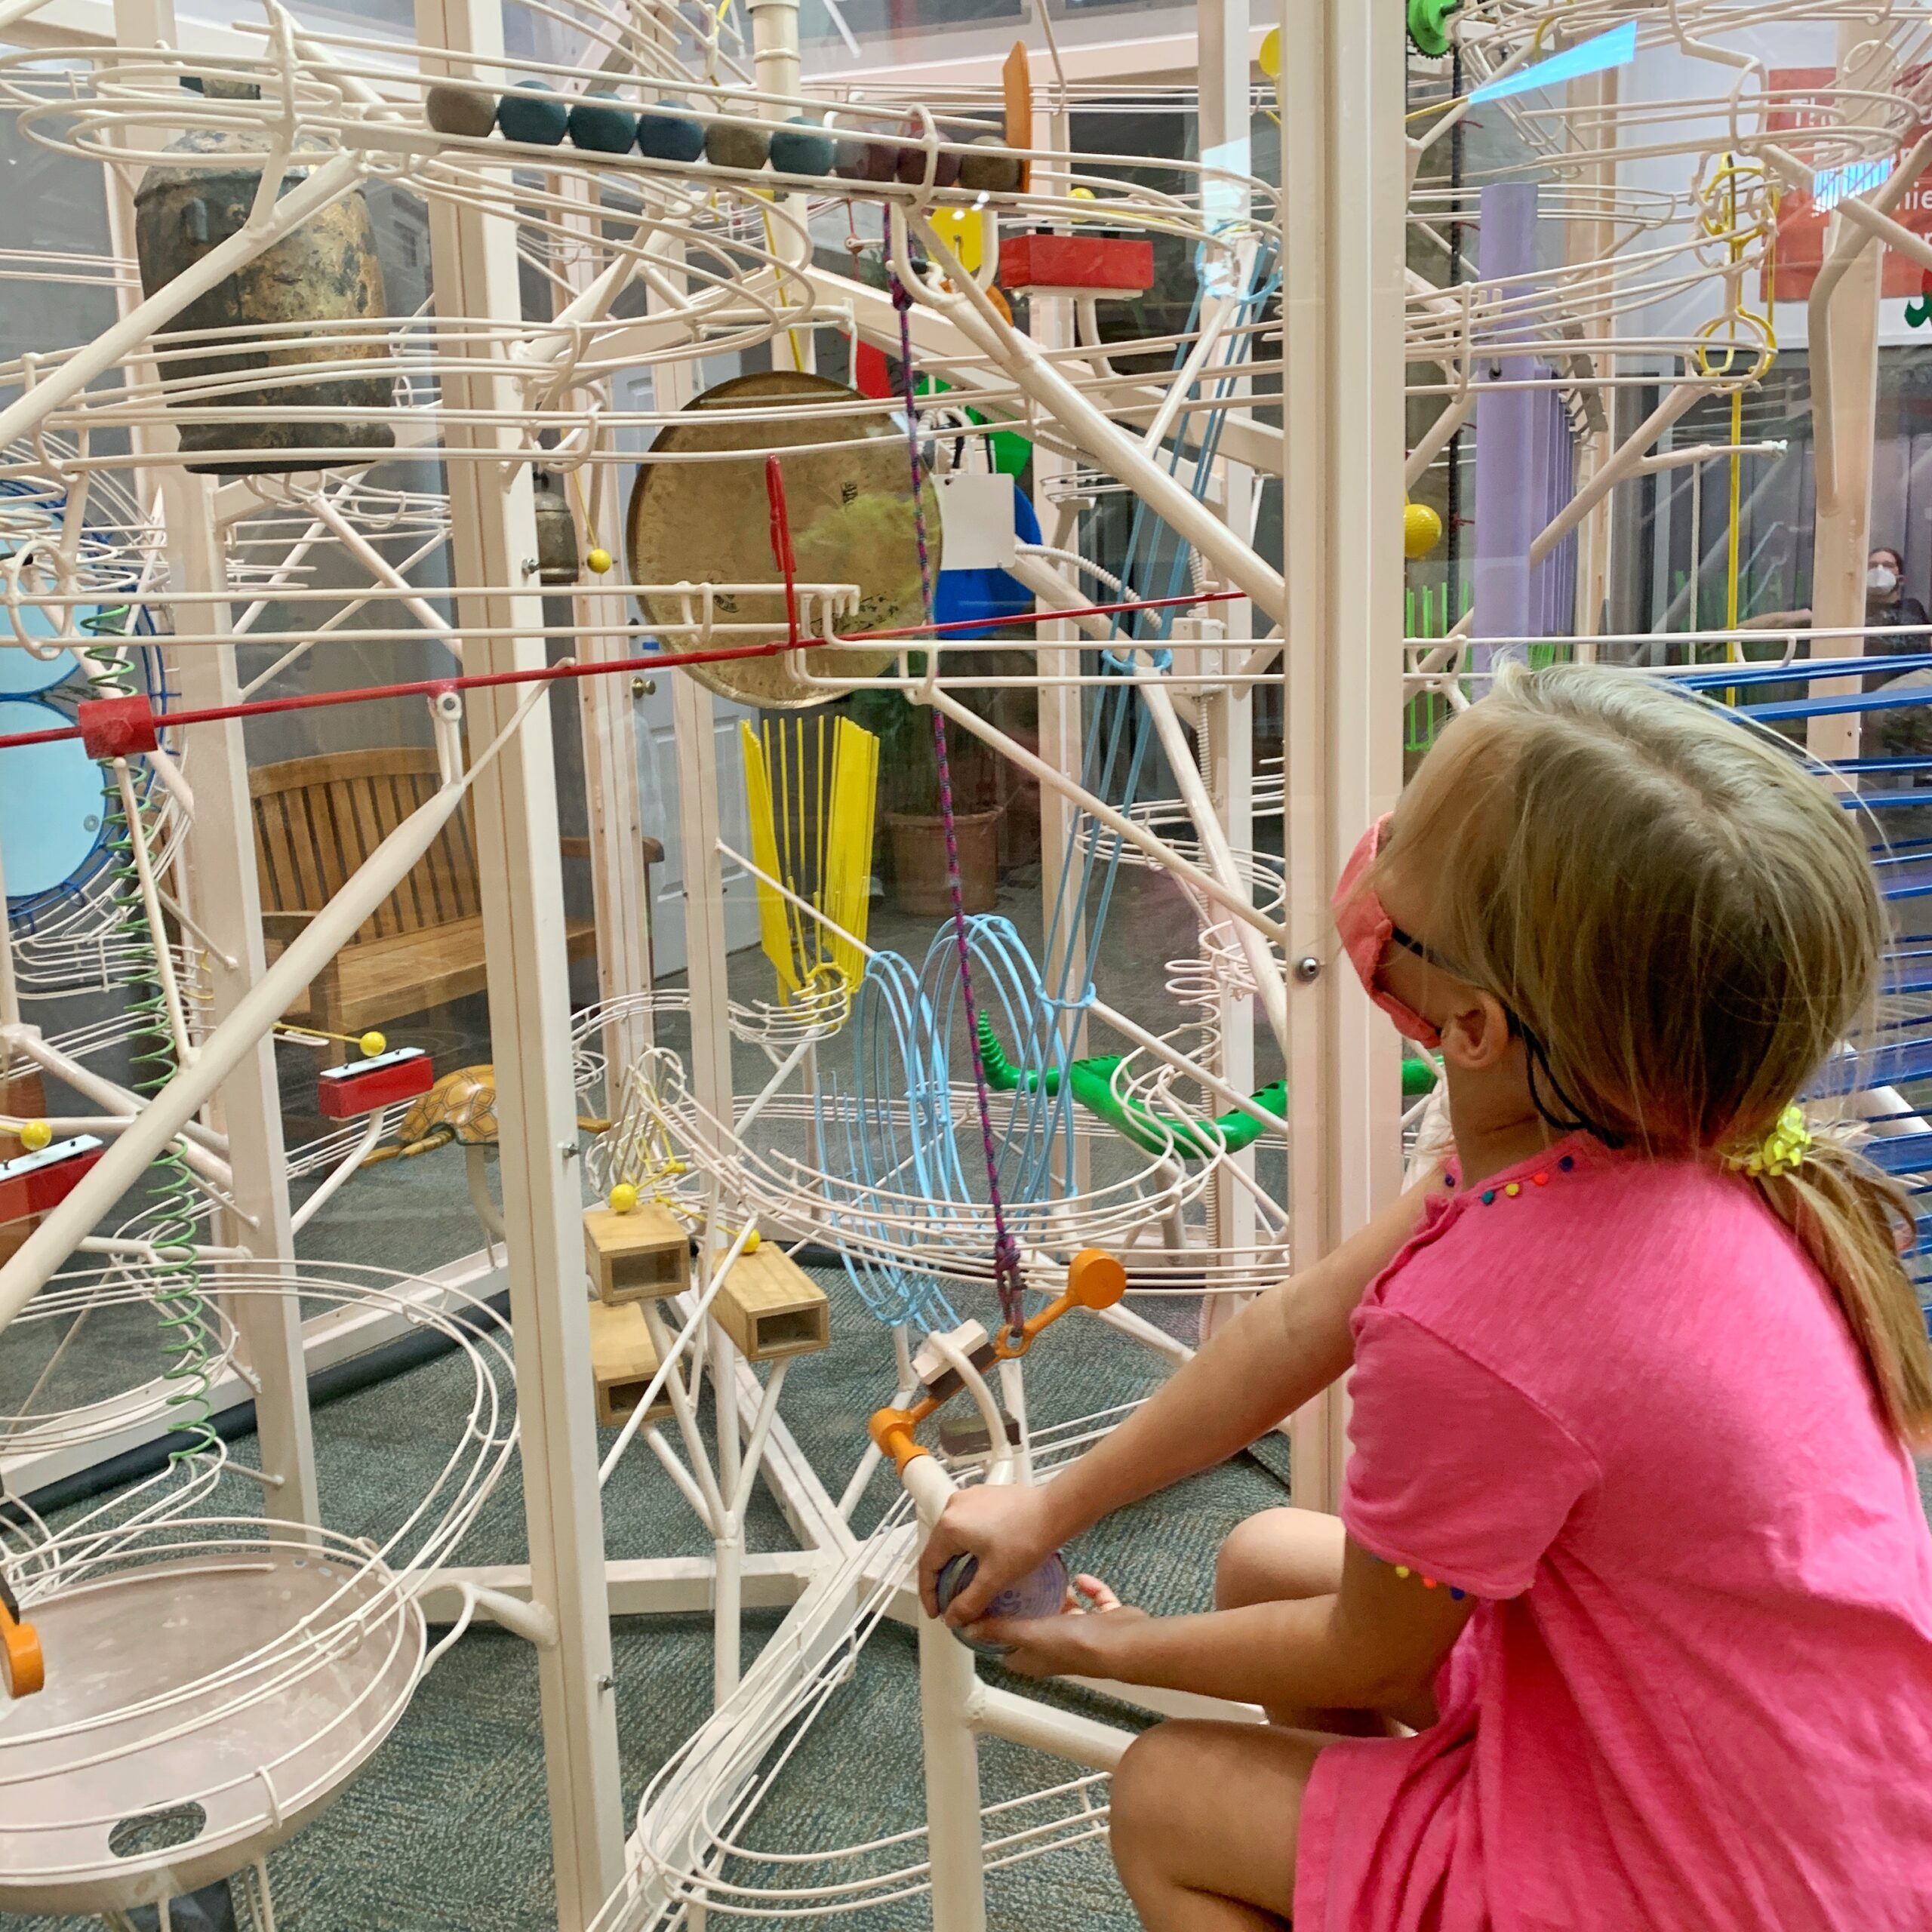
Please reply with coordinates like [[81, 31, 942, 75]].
[[764, 454, 801, 648], [0, 588, 1246, 754]]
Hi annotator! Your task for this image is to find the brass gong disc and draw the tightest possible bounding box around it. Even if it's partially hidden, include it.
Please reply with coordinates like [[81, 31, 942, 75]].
[[626, 370, 940, 709]]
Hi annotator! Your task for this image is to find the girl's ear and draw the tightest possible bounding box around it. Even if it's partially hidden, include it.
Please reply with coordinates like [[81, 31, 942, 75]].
[[1438, 989, 1515, 1072]]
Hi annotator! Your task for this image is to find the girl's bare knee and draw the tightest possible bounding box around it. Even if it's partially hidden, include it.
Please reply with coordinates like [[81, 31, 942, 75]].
[[1107, 1722, 1195, 1885], [1215, 1506, 1342, 1610]]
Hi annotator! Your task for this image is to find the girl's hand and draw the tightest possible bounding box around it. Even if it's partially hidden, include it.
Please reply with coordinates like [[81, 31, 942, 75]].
[[919, 1482, 1063, 1623], [970, 1574, 1147, 1678]]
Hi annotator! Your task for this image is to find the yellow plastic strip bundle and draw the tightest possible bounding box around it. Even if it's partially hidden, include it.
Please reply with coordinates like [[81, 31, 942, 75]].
[[823, 715, 879, 986], [741, 718, 801, 998]]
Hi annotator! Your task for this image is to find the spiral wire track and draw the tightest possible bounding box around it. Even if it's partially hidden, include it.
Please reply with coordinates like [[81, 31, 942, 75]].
[[85, 615, 217, 1464]]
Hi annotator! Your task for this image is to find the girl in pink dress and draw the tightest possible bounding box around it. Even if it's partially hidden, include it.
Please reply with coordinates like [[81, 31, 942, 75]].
[[921, 664, 1932, 1929]]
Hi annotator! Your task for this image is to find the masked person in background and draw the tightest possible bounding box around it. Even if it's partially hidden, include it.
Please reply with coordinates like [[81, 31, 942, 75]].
[[1743, 544, 1931, 756]]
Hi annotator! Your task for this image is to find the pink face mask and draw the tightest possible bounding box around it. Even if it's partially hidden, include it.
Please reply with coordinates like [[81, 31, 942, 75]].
[[1331, 814, 1443, 1048]]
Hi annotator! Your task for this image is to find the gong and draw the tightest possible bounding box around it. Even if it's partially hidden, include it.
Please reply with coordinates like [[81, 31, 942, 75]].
[[626, 370, 940, 709]]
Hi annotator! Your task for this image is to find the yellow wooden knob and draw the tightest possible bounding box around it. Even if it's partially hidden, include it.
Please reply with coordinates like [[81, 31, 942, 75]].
[[586, 547, 614, 575], [1403, 500, 1443, 560], [1259, 26, 1281, 78], [359, 1031, 387, 1059], [608, 1182, 639, 1214], [17, 1121, 50, 1153]]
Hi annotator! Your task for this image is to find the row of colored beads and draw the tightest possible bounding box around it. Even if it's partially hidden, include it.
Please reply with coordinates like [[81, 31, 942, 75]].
[[1383, 1553, 1468, 1599], [1387, 1561, 1466, 1602], [1479, 1152, 1575, 1207]]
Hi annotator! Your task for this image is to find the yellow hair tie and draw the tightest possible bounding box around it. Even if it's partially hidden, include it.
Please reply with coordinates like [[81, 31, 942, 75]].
[[1737, 1104, 1811, 1180]]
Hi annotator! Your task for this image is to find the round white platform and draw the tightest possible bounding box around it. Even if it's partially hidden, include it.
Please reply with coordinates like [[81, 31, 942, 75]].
[[0, 1541, 423, 1915]]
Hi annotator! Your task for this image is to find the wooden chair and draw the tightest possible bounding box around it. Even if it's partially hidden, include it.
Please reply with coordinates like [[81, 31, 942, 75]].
[[251, 747, 602, 1044]]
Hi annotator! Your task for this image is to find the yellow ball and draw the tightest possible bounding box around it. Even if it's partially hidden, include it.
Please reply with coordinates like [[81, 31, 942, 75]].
[[1403, 500, 1444, 560], [608, 1182, 639, 1214], [359, 1030, 387, 1059], [743, 1229, 761, 1254], [663, 1159, 688, 1177], [1259, 26, 1281, 79], [586, 547, 614, 575], [18, 1120, 51, 1153]]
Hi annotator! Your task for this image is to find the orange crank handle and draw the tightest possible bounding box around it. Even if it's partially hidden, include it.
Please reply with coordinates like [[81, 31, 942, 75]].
[[0, 1577, 43, 1700], [994, 1247, 1127, 1358]]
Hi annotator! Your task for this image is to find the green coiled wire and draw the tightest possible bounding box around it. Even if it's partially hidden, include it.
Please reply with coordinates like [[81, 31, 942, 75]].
[[82, 608, 217, 1463]]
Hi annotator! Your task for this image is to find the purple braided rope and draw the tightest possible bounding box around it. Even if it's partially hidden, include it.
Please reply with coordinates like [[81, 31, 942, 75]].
[[893, 270, 1026, 1341]]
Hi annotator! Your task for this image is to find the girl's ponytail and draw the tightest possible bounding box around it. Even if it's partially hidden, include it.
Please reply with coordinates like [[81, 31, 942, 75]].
[[1748, 1131, 1932, 1442]]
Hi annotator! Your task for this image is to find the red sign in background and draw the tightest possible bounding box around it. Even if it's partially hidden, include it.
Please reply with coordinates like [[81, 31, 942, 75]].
[[1764, 67, 1932, 302]]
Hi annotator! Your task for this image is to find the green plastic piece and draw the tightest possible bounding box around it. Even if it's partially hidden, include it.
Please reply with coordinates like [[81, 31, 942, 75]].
[[977, 1020, 1436, 1161], [1407, 0, 1459, 57]]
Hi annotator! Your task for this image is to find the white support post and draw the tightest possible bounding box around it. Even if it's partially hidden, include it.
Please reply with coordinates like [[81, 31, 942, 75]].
[[1807, 27, 1890, 764], [417, 0, 625, 1916], [1029, 173, 1091, 1196], [1278, 0, 1406, 1510], [555, 175, 655, 1083], [903, 1456, 987, 1932], [671, 674, 737, 1149], [1189, 620, 1256, 1321], [163, 473, 320, 1527]]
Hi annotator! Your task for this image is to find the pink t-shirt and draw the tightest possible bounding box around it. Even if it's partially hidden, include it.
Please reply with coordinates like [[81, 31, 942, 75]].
[[1295, 1134, 1932, 1932]]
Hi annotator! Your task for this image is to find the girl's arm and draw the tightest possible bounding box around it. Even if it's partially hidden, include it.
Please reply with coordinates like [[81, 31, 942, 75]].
[[983, 1535, 1476, 1713], [919, 1174, 1444, 1624]]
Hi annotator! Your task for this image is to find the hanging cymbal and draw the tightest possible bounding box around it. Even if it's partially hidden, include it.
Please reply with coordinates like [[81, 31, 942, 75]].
[[626, 370, 940, 709]]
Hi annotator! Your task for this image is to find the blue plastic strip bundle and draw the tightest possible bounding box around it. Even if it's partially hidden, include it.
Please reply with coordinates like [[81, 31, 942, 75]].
[[823, 950, 964, 1333], [823, 252, 1284, 1330], [1113, 245, 1281, 649], [1694, 652, 1932, 1297]]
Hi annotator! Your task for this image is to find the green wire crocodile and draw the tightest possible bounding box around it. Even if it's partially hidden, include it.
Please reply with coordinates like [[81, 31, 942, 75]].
[[974, 1018, 1437, 1161]]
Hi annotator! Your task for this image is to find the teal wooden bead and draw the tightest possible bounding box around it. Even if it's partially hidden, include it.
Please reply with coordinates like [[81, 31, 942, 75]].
[[497, 81, 568, 146], [636, 100, 705, 163], [568, 89, 638, 154], [770, 115, 835, 175]]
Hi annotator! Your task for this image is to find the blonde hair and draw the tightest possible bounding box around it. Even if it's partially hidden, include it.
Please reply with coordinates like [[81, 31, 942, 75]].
[[1388, 663, 1932, 1441]]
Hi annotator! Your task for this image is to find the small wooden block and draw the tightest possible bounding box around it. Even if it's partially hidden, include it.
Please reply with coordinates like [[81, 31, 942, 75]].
[[584, 1203, 691, 1306], [712, 1245, 829, 1363], [588, 1300, 675, 1429]]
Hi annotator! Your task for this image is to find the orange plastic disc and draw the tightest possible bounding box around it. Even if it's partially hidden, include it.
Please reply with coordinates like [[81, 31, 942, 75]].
[[2, 1611, 44, 1699], [1066, 1247, 1128, 1310]]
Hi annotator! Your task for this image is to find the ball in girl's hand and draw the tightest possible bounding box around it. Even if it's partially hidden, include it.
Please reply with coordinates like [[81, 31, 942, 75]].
[[934, 1551, 1071, 1657], [608, 1182, 639, 1214], [18, 1120, 51, 1153]]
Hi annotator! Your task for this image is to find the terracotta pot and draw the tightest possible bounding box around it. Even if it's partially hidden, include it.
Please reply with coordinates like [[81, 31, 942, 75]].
[[886, 808, 1000, 916]]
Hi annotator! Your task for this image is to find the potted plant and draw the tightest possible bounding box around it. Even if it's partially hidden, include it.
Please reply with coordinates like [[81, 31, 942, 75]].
[[848, 678, 1002, 917]]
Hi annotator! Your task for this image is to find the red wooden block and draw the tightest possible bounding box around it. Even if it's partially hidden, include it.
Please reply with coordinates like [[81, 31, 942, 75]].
[[77, 694, 160, 759], [997, 233, 1154, 294], [0, 1135, 106, 1225], [317, 1048, 435, 1119], [854, 339, 891, 400]]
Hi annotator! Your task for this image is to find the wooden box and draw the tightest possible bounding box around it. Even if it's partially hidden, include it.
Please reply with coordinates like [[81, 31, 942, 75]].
[[712, 1245, 829, 1363], [587, 1300, 676, 1429], [584, 1202, 691, 1307]]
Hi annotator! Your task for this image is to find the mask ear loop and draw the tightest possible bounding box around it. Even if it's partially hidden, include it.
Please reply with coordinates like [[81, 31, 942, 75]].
[[1518, 1023, 1626, 1149]]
